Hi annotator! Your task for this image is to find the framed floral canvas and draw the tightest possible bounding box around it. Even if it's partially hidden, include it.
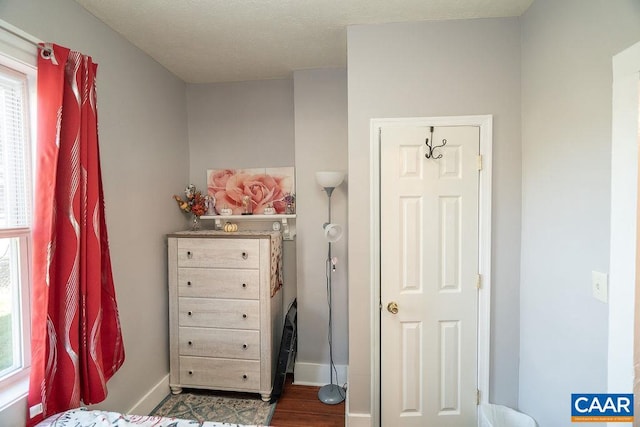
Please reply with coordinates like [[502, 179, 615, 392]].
[[207, 167, 295, 215]]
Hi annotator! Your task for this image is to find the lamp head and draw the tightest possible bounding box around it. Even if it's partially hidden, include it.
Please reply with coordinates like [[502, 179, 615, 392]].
[[323, 223, 344, 243], [316, 171, 345, 196]]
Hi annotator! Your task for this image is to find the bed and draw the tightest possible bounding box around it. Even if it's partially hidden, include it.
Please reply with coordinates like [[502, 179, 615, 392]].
[[36, 408, 263, 427]]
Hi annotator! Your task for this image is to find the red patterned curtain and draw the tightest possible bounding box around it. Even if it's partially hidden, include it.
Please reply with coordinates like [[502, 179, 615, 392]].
[[27, 43, 125, 426]]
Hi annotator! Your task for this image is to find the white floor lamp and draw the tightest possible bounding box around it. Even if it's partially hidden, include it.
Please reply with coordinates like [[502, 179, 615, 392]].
[[315, 171, 346, 405]]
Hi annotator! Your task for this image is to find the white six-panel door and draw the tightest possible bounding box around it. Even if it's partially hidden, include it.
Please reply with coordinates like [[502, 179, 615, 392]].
[[380, 125, 480, 426]]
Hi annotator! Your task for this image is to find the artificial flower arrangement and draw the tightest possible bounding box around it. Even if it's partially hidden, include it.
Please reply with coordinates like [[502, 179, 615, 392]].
[[173, 184, 207, 217], [284, 192, 296, 214]]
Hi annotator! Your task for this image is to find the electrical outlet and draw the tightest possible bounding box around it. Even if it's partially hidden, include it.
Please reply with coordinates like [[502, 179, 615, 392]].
[[592, 271, 608, 303]]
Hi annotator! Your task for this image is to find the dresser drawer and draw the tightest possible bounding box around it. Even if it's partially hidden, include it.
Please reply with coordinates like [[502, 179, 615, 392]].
[[177, 238, 259, 269], [179, 297, 260, 329], [179, 327, 260, 360], [180, 357, 260, 390], [178, 268, 259, 300]]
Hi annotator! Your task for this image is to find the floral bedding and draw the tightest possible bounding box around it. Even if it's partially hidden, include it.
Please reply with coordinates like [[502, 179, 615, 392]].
[[36, 408, 257, 427]]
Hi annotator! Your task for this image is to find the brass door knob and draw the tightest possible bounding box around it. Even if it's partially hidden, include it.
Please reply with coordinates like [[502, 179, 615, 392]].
[[387, 301, 399, 314]]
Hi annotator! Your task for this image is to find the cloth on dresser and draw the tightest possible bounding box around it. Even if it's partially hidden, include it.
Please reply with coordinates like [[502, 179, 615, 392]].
[[270, 232, 283, 297]]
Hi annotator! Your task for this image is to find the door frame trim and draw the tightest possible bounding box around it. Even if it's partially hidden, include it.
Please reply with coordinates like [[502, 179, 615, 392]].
[[608, 39, 640, 400], [369, 115, 493, 425]]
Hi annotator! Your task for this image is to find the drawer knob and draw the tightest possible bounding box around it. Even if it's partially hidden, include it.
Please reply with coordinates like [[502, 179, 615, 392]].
[[187, 281, 192, 286], [242, 374, 248, 380], [242, 344, 248, 349], [188, 311, 193, 316], [242, 314, 247, 319], [242, 283, 247, 288], [188, 341, 193, 346], [187, 251, 193, 259], [188, 370, 193, 375], [242, 251, 248, 260]]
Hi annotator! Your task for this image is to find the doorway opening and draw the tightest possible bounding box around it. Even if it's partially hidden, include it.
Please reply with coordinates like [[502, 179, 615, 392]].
[[608, 39, 640, 409], [369, 115, 493, 426]]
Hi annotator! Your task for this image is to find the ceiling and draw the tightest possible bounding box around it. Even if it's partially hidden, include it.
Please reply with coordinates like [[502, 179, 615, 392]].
[[74, 0, 533, 84]]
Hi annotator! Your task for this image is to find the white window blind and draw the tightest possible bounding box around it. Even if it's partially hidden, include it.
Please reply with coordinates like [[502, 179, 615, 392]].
[[0, 66, 31, 228]]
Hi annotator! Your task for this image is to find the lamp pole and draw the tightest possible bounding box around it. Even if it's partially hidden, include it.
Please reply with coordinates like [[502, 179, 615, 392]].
[[318, 185, 345, 405]]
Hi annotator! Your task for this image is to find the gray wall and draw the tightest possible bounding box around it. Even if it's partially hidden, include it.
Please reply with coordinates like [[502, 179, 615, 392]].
[[0, 0, 189, 424], [186, 79, 295, 183], [185, 72, 349, 385], [346, 17, 522, 415], [519, 1, 640, 426], [185, 80, 297, 309], [293, 69, 348, 382]]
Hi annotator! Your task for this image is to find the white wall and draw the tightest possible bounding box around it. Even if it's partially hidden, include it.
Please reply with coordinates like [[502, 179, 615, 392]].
[[346, 17, 522, 417], [185, 80, 297, 308], [0, 0, 189, 424], [519, 1, 640, 426], [292, 69, 348, 384]]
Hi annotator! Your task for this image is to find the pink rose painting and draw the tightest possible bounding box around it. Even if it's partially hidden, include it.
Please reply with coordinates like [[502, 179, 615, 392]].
[[207, 167, 295, 215]]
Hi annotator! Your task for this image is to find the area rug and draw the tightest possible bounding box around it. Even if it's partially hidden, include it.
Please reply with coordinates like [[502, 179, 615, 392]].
[[150, 390, 275, 426]]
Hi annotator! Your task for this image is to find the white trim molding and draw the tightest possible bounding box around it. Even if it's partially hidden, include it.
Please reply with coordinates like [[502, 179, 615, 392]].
[[0, 18, 39, 68], [608, 39, 640, 416], [127, 374, 170, 415], [369, 115, 493, 425], [346, 412, 373, 427], [294, 362, 348, 387]]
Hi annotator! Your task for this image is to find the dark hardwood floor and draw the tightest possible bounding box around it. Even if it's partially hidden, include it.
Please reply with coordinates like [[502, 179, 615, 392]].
[[270, 375, 345, 427]]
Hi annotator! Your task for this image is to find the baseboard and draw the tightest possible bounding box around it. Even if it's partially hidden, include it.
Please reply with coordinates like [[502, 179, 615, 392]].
[[293, 362, 348, 386], [346, 413, 372, 427], [127, 374, 170, 415], [345, 382, 372, 427]]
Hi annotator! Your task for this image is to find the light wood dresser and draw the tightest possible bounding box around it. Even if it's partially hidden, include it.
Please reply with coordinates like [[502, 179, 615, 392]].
[[167, 230, 283, 401]]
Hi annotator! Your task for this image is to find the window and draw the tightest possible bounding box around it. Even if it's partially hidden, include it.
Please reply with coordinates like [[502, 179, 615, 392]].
[[0, 63, 32, 383], [0, 25, 36, 400]]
